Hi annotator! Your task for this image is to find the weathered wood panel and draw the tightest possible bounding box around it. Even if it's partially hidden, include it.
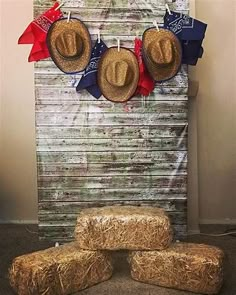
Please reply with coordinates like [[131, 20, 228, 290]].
[[38, 162, 187, 176], [38, 175, 187, 189], [35, 0, 189, 241], [37, 150, 187, 163], [34, 0, 189, 10], [36, 125, 188, 139], [39, 199, 187, 213], [36, 138, 187, 151], [39, 212, 187, 224], [38, 188, 187, 202], [35, 9, 190, 27], [36, 100, 188, 113], [36, 113, 187, 126], [35, 87, 188, 98]]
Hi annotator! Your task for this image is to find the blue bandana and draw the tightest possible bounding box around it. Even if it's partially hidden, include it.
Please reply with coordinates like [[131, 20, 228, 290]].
[[76, 39, 108, 98], [164, 11, 207, 65]]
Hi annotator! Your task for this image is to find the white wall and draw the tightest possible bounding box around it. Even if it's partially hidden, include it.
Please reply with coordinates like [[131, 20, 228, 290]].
[[0, 0, 235, 226], [195, 0, 236, 224], [0, 0, 37, 221]]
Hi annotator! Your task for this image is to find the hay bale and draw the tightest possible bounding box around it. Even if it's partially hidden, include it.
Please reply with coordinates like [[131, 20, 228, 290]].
[[75, 206, 173, 250], [9, 242, 113, 295], [129, 242, 224, 294]]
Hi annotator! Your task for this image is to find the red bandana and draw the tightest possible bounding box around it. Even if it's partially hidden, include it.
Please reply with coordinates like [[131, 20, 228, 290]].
[[134, 38, 155, 96], [18, 2, 62, 62]]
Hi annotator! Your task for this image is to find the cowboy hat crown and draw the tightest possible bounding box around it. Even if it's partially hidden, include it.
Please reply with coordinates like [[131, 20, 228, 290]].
[[148, 38, 174, 67], [55, 29, 84, 60], [105, 60, 133, 88]]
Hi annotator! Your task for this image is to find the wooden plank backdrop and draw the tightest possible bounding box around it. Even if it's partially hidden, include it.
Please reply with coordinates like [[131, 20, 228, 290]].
[[34, 0, 189, 242]]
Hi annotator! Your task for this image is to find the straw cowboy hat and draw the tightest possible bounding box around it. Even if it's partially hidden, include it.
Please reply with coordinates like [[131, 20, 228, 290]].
[[143, 28, 182, 82], [98, 47, 139, 102], [47, 18, 91, 74]]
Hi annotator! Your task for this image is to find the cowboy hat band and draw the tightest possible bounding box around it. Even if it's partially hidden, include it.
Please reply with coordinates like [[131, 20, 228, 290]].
[[143, 28, 182, 82], [47, 18, 91, 74], [98, 47, 139, 103]]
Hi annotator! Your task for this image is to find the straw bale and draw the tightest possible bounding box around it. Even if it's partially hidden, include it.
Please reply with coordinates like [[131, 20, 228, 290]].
[[9, 242, 113, 295], [75, 206, 173, 250], [129, 242, 224, 294]]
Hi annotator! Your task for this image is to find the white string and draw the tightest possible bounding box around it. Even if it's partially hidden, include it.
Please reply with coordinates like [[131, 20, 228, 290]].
[[97, 29, 101, 43], [189, 231, 236, 237], [153, 20, 160, 31], [25, 226, 38, 234], [165, 3, 172, 15], [67, 11, 71, 23], [55, 2, 64, 11], [117, 38, 120, 52]]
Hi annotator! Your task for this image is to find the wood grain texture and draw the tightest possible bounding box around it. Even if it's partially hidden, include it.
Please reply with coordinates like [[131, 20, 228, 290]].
[[38, 199, 187, 213], [38, 175, 187, 189], [36, 138, 187, 151], [34, 0, 189, 10], [36, 100, 188, 113], [38, 188, 187, 201], [35, 9, 189, 26], [37, 150, 187, 163], [35, 87, 188, 97], [34, 0, 189, 240], [37, 162, 187, 176], [36, 125, 188, 139]]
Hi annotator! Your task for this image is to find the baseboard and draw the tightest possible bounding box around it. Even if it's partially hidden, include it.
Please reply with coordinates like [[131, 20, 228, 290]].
[[199, 219, 236, 225], [0, 219, 38, 224], [187, 229, 200, 235]]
